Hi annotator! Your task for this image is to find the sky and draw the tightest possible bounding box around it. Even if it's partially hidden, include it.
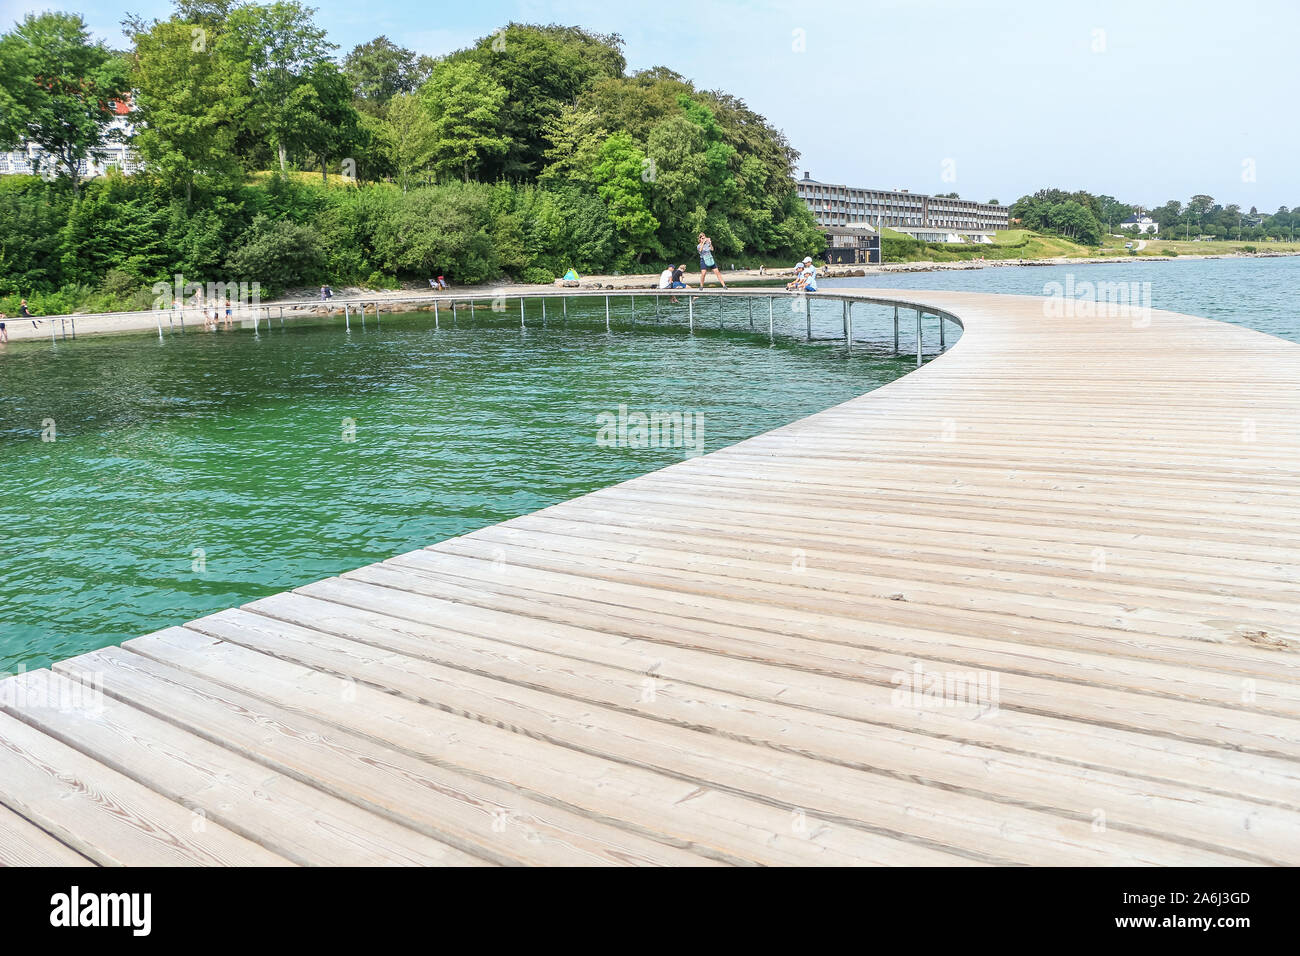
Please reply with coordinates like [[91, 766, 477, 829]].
[[6, 0, 1297, 210]]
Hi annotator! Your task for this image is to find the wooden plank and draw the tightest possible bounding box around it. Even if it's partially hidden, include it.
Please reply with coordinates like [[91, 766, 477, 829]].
[[50, 647, 731, 866], [231, 591, 1300, 864], [0, 802, 94, 867], [0, 705, 290, 866], [110, 631, 975, 866], [5, 669, 483, 867], [164, 606, 1249, 864], [283, 578, 1300, 811]]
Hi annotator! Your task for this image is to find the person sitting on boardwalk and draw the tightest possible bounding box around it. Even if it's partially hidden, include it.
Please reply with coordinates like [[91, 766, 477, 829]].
[[697, 233, 726, 289], [800, 256, 819, 292], [668, 263, 690, 303], [785, 263, 805, 291]]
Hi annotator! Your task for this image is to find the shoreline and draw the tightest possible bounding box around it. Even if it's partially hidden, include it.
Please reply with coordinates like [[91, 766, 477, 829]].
[[2, 249, 1297, 346]]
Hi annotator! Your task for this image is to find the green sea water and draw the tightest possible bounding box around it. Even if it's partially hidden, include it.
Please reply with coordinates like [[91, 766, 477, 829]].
[[0, 295, 921, 671]]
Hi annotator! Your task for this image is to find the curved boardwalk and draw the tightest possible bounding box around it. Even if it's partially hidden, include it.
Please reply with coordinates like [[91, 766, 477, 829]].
[[2, 289, 1298, 866]]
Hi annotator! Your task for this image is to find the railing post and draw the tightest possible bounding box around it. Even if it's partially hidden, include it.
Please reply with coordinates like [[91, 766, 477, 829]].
[[605, 295, 610, 332], [688, 296, 694, 332], [893, 304, 900, 355], [749, 297, 754, 330], [939, 314, 946, 350], [345, 303, 350, 331], [805, 295, 811, 341], [916, 308, 923, 367], [846, 300, 853, 351], [433, 300, 438, 330], [768, 297, 774, 340], [452, 301, 457, 326], [520, 296, 525, 329], [157, 312, 164, 341], [541, 297, 546, 328]]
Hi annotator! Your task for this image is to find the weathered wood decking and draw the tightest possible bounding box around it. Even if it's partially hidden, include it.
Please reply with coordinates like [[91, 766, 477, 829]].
[[2, 288, 1298, 866]]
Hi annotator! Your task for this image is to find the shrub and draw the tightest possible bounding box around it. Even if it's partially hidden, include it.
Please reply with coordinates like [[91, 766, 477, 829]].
[[225, 214, 326, 294]]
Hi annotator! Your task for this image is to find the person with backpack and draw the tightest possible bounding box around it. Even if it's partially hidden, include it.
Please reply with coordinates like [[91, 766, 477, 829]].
[[697, 233, 727, 289]]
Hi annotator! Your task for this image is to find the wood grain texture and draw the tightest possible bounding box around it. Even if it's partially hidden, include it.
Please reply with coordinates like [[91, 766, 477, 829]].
[[2, 288, 1296, 865]]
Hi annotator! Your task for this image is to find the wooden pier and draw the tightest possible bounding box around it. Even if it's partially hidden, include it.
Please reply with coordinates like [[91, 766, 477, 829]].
[[2, 288, 1298, 865]]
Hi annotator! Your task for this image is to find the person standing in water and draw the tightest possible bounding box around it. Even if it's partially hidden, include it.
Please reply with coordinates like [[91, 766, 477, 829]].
[[696, 233, 726, 289]]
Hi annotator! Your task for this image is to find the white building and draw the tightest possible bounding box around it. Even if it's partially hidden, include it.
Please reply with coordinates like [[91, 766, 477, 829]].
[[1121, 213, 1159, 235], [794, 171, 1009, 243], [0, 101, 141, 178]]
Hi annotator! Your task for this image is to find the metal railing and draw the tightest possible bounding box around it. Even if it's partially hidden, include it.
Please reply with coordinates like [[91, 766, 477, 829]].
[[11, 288, 963, 365]]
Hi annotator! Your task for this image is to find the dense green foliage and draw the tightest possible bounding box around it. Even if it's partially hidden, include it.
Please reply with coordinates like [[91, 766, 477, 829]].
[[0, 5, 821, 310], [1012, 188, 1300, 244]]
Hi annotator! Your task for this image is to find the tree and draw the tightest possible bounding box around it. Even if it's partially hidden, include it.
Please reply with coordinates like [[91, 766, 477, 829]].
[[467, 23, 625, 178], [222, 0, 334, 173], [591, 132, 659, 262], [383, 92, 438, 191], [1187, 193, 1214, 229], [343, 36, 428, 110], [419, 59, 509, 182], [282, 61, 361, 181], [538, 105, 607, 185], [128, 16, 247, 205], [0, 12, 130, 195]]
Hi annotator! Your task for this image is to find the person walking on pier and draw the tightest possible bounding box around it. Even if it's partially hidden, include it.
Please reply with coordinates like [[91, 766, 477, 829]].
[[0, 314, 7, 343], [697, 233, 726, 289], [19, 299, 38, 328]]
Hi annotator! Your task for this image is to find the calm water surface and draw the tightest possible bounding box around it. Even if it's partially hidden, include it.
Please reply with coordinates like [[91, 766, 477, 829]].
[[0, 297, 910, 670]]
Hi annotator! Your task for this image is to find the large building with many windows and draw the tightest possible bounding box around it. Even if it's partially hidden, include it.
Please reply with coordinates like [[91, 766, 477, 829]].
[[0, 101, 140, 178], [794, 171, 1009, 242]]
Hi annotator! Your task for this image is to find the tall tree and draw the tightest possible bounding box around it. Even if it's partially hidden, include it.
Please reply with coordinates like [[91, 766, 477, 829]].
[[283, 60, 361, 181], [343, 36, 428, 110], [467, 23, 625, 179], [591, 132, 659, 262], [383, 92, 438, 191], [221, 0, 334, 173], [128, 16, 247, 205], [420, 59, 509, 182], [538, 105, 607, 184], [0, 12, 129, 195]]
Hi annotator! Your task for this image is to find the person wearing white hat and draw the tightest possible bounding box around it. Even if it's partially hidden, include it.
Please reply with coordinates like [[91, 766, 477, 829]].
[[801, 256, 818, 292], [786, 262, 805, 292]]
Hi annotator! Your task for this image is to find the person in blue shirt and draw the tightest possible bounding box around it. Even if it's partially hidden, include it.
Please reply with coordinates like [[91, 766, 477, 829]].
[[800, 256, 818, 292]]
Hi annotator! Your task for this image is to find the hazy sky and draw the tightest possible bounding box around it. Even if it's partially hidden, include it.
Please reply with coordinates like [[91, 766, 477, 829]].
[[8, 0, 1296, 210]]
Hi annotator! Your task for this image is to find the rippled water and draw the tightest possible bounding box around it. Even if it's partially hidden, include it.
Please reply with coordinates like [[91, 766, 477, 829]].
[[822, 254, 1300, 343], [0, 296, 919, 670]]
